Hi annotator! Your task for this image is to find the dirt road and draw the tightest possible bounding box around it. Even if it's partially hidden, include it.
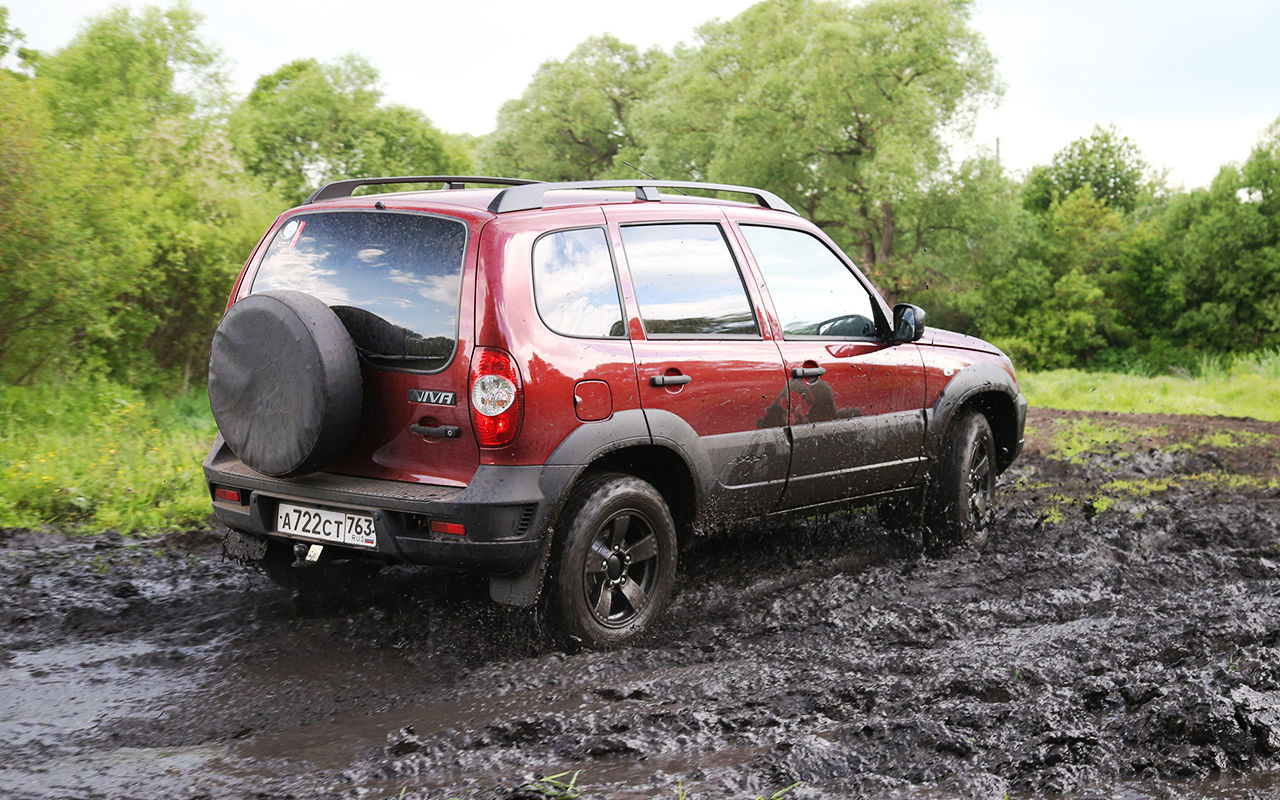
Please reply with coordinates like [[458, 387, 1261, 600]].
[[2, 408, 1278, 799]]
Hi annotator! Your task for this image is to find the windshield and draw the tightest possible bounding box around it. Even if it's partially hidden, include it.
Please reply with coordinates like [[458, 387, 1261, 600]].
[[251, 211, 467, 369]]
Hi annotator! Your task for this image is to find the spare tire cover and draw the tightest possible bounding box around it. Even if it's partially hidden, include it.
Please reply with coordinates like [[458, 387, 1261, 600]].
[[208, 290, 362, 478]]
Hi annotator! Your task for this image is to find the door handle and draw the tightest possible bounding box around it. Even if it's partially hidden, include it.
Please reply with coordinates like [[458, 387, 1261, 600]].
[[650, 374, 693, 387], [791, 366, 827, 378], [410, 423, 462, 439]]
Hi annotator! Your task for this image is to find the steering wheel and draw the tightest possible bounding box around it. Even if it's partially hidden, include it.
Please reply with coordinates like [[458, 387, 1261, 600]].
[[815, 314, 875, 337]]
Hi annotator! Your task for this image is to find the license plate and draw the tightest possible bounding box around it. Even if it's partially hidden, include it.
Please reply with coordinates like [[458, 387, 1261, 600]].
[[275, 502, 376, 548]]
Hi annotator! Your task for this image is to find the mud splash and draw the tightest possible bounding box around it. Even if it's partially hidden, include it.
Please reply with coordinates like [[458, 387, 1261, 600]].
[[1, 408, 1278, 799]]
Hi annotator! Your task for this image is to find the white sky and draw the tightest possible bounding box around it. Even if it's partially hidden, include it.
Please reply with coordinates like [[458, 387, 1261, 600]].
[[7, 0, 1279, 189]]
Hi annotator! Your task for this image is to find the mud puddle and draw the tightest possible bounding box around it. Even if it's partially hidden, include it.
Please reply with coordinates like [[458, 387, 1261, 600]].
[[1, 408, 1279, 799]]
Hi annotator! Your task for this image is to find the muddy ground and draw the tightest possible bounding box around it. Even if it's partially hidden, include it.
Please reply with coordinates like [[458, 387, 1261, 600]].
[[2, 408, 1279, 800]]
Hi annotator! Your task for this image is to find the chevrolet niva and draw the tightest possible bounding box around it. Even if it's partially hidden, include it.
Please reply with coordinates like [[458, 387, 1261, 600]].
[[205, 176, 1026, 648]]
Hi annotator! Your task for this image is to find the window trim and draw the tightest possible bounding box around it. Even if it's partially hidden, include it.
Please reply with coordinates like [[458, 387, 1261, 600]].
[[530, 225, 628, 341], [618, 220, 764, 341]]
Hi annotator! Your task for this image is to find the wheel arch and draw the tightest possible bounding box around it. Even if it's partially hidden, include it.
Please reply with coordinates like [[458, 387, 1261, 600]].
[[578, 445, 698, 546], [489, 412, 702, 607], [926, 363, 1026, 474]]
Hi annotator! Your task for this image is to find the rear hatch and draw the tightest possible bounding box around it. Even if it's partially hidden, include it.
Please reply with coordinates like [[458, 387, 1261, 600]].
[[248, 208, 479, 486]]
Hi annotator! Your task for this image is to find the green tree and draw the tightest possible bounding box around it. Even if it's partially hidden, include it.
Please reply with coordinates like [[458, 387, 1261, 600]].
[[231, 55, 468, 203], [1022, 125, 1150, 214], [478, 35, 669, 180], [0, 6, 37, 74], [1160, 119, 1280, 352], [906, 155, 1037, 329], [635, 0, 1000, 295], [1, 4, 274, 385], [0, 71, 90, 381], [36, 3, 224, 141], [961, 187, 1134, 370]]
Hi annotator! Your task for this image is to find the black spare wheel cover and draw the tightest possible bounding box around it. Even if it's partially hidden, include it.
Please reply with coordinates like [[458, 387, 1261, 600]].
[[209, 290, 362, 478]]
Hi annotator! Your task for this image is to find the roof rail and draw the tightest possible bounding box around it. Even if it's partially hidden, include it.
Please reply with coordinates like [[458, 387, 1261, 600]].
[[487, 180, 799, 215], [304, 176, 539, 204]]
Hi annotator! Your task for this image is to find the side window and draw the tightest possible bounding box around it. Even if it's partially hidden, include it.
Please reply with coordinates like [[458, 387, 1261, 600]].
[[619, 223, 759, 337], [740, 225, 880, 339], [533, 228, 626, 338]]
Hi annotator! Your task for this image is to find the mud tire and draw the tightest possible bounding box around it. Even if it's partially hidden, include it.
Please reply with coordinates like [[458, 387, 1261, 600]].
[[545, 472, 677, 650], [925, 410, 996, 549], [208, 290, 362, 478]]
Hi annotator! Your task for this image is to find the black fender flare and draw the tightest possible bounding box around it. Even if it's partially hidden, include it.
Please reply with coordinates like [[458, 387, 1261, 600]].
[[924, 363, 1025, 473], [539, 408, 713, 517], [491, 408, 709, 606]]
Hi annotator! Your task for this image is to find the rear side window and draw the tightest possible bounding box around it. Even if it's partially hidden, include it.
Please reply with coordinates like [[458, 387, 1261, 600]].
[[740, 225, 880, 339], [619, 223, 759, 337], [251, 211, 467, 369], [532, 228, 625, 338]]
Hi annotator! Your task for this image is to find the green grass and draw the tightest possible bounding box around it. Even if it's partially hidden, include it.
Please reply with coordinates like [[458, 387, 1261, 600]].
[[1046, 418, 1167, 462], [1023, 349, 1280, 420], [0, 380, 217, 533]]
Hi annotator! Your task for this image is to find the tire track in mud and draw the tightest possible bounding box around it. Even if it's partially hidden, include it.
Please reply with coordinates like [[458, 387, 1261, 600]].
[[1, 408, 1279, 799]]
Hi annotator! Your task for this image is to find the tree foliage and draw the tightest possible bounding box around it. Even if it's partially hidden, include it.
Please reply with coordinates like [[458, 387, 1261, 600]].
[[1160, 122, 1280, 353], [0, 4, 274, 385], [479, 0, 1001, 298], [230, 56, 469, 203], [643, 0, 999, 290], [0, 6, 35, 73], [478, 35, 668, 180], [1022, 125, 1150, 214]]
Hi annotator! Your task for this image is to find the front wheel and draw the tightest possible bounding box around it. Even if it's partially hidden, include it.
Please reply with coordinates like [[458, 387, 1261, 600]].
[[545, 473, 677, 649], [925, 411, 997, 548]]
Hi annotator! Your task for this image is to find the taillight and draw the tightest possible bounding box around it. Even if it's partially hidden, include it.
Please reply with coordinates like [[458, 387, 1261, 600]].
[[470, 347, 523, 447]]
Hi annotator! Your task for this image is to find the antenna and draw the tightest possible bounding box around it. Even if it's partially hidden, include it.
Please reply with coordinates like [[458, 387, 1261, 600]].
[[621, 161, 690, 196]]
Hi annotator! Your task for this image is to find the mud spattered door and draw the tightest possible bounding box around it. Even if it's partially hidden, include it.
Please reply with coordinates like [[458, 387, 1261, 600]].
[[736, 224, 927, 509]]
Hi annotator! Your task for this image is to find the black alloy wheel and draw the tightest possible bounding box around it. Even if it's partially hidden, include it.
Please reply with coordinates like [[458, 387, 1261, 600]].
[[583, 507, 661, 628], [546, 472, 677, 649], [964, 429, 995, 529]]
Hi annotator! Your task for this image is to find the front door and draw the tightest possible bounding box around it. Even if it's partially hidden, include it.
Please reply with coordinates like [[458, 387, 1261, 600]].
[[735, 223, 927, 510]]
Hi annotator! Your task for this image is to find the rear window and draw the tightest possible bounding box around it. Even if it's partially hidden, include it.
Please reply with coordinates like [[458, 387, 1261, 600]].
[[251, 211, 467, 369]]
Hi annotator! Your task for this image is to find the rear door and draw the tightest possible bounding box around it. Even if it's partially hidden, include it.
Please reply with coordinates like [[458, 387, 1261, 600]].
[[248, 209, 480, 487], [734, 222, 928, 509], [605, 208, 790, 519]]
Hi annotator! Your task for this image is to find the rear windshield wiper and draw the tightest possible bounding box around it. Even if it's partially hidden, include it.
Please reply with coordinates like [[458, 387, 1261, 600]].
[[354, 346, 450, 362]]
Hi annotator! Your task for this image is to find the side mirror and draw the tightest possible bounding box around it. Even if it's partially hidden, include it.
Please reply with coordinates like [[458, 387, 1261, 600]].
[[892, 303, 926, 343]]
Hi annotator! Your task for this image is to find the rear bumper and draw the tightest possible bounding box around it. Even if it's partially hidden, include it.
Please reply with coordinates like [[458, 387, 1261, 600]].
[[203, 437, 573, 575]]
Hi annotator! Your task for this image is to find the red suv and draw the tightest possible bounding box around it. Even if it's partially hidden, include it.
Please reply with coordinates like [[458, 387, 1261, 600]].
[[205, 176, 1026, 648]]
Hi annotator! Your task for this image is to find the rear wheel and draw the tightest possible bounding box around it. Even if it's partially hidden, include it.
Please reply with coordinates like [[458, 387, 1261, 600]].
[[545, 473, 677, 650], [925, 411, 997, 548]]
